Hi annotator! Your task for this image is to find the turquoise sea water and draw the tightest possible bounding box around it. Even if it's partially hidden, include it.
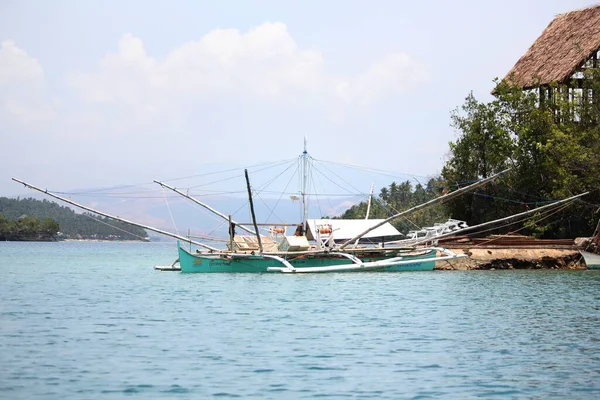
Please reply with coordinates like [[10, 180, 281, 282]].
[[1, 241, 599, 399]]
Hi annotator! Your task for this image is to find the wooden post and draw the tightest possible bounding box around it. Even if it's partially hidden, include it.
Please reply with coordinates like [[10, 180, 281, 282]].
[[229, 215, 234, 251], [244, 169, 263, 253]]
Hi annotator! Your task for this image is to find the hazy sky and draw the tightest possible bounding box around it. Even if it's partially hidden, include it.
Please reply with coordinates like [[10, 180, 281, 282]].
[[1, 0, 594, 198]]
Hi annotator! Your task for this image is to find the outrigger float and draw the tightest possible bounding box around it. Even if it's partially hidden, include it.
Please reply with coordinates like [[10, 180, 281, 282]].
[[12, 145, 588, 273]]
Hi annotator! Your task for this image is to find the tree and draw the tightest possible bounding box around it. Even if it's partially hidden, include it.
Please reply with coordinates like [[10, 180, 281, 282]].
[[441, 76, 600, 238], [337, 178, 450, 235]]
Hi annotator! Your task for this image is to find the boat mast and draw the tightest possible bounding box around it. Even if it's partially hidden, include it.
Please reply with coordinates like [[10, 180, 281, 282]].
[[301, 137, 309, 232], [12, 178, 220, 251]]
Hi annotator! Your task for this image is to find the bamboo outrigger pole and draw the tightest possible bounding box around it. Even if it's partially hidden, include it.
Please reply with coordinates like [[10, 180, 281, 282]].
[[409, 191, 589, 247], [154, 180, 256, 235], [338, 168, 511, 249], [12, 178, 220, 251]]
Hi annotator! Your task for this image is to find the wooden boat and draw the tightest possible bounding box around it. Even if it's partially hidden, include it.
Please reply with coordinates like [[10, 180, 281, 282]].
[[11, 173, 477, 273], [177, 244, 450, 273], [12, 143, 588, 274], [580, 251, 600, 270]]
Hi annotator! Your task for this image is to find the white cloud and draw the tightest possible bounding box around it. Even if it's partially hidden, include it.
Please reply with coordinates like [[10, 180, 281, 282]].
[[68, 22, 429, 126], [0, 40, 44, 85], [0, 24, 429, 135], [0, 40, 55, 128], [0, 24, 431, 191], [337, 53, 429, 105]]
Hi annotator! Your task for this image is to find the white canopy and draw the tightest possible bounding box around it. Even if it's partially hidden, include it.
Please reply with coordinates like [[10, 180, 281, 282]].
[[305, 219, 401, 242]]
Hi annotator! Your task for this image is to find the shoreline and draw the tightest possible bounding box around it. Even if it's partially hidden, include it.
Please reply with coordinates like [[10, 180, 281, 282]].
[[436, 248, 585, 270]]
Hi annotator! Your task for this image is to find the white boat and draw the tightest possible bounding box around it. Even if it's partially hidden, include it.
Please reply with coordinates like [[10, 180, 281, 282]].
[[580, 251, 600, 269]]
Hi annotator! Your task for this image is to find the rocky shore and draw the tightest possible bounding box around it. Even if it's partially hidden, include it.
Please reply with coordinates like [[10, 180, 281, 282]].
[[433, 235, 591, 270], [435, 248, 584, 270]]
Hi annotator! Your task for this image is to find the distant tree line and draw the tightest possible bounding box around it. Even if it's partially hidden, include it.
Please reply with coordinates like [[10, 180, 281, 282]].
[[340, 72, 600, 239], [0, 197, 148, 241], [338, 179, 449, 235]]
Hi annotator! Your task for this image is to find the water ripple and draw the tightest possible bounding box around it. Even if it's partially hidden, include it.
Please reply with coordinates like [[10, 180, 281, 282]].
[[1, 242, 600, 399]]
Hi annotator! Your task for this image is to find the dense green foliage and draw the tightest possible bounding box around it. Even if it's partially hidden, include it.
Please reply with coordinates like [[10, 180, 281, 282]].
[[338, 179, 449, 234], [339, 71, 600, 239], [0, 197, 148, 241], [442, 71, 600, 238], [0, 214, 60, 241]]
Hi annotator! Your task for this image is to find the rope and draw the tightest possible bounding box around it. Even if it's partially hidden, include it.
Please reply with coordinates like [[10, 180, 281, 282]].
[[161, 158, 297, 183], [457, 202, 574, 247], [263, 162, 300, 222], [80, 213, 149, 241], [161, 186, 180, 236], [312, 159, 366, 196]]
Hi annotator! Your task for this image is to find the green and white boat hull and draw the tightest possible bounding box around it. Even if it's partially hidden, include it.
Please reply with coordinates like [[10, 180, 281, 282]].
[[177, 244, 464, 273]]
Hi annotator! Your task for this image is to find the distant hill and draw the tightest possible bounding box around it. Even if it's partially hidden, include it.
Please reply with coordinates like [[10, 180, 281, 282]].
[[0, 197, 148, 241]]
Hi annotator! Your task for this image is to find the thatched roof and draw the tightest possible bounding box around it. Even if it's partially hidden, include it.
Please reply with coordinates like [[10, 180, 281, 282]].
[[501, 4, 600, 89]]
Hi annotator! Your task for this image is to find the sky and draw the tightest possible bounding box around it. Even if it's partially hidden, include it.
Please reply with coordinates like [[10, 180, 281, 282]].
[[1, 0, 595, 200]]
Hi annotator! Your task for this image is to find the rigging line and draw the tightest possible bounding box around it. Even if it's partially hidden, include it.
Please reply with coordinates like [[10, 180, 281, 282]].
[[204, 199, 250, 238], [160, 158, 297, 183], [309, 168, 324, 218], [575, 198, 600, 208], [314, 159, 477, 187], [187, 172, 245, 189], [187, 159, 294, 190], [312, 159, 368, 196], [204, 219, 228, 239], [67, 188, 249, 196], [264, 162, 300, 223], [501, 187, 559, 202], [372, 196, 422, 230], [80, 213, 149, 241], [184, 190, 248, 197], [356, 191, 421, 230], [254, 159, 298, 193], [161, 186, 180, 236], [254, 189, 286, 225], [313, 158, 434, 179], [472, 192, 560, 205], [248, 158, 299, 174], [54, 181, 156, 195], [55, 188, 165, 196], [60, 193, 188, 200], [449, 201, 572, 242], [310, 163, 364, 196], [188, 236, 230, 243], [257, 190, 378, 196], [311, 167, 334, 217], [470, 202, 574, 246]]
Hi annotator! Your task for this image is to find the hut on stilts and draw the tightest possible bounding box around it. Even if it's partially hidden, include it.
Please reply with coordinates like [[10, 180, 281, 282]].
[[499, 4, 600, 121]]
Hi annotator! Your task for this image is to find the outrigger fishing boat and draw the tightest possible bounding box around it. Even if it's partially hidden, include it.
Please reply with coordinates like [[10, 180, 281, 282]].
[[11, 144, 588, 273]]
